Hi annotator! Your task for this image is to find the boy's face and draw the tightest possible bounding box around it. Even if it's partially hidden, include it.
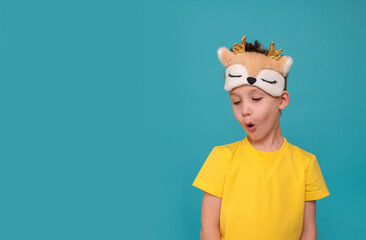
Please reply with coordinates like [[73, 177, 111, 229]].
[[229, 85, 289, 141]]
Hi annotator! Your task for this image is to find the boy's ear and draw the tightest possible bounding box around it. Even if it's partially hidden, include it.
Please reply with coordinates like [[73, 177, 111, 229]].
[[279, 90, 290, 110], [217, 47, 236, 68]]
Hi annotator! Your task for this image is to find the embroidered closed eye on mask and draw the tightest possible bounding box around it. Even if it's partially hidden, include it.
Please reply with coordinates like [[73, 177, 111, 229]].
[[217, 36, 293, 97]]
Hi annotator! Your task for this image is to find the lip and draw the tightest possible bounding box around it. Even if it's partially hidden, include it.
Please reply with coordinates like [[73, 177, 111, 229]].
[[245, 122, 256, 132]]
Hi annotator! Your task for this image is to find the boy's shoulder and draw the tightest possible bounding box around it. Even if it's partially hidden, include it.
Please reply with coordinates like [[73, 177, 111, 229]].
[[212, 138, 244, 156], [288, 140, 316, 159], [287, 140, 319, 170]]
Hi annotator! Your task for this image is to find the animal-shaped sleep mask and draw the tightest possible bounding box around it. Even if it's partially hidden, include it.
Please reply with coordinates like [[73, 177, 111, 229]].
[[217, 36, 293, 97]]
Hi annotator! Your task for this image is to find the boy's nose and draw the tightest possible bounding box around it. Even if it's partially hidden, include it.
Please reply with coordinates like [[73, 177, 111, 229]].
[[242, 103, 251, 116], [247, 77, 256, 85]]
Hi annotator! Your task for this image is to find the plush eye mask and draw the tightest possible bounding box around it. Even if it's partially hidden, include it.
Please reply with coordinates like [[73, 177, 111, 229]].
[[217, 36, 293, 97]]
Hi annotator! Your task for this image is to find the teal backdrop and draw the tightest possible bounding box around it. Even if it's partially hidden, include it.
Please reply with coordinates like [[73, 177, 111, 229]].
[[0, 0, 365, 239]]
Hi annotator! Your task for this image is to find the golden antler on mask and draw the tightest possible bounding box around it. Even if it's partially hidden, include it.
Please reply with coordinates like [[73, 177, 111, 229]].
[[267, 42, 283, 61], [232, 36, 246, 54]]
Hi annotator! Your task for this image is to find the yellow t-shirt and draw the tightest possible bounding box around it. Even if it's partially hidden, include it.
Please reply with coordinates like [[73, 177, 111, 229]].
[[192, 136, 330, 240]]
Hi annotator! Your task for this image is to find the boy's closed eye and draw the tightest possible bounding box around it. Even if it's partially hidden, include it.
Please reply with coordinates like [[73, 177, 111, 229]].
[[233, 97, 262, 105]]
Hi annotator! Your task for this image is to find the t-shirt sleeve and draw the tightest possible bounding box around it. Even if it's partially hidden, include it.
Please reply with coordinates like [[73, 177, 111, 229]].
[[304, 155, 330, 201], [192, 146, 228, 198]]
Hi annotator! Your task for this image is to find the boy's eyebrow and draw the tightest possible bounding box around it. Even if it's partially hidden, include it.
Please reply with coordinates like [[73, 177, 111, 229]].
[[229, 92, 240, 96], [230, 89, 264, 96]]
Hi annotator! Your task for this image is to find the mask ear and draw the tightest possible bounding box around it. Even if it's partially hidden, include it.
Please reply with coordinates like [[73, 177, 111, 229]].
[[280, 56, 293, 76], [217, 47, 236, 68]]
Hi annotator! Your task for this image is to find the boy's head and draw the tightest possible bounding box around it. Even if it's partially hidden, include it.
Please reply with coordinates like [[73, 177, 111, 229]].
[[218, 36, 292, 139]]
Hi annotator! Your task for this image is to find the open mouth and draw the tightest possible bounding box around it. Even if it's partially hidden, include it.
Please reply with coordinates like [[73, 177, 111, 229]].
[[246, 123, 256, 132]]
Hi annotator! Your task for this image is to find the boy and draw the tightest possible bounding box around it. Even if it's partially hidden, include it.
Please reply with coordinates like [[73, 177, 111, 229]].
[[192, 36, 330, 240]]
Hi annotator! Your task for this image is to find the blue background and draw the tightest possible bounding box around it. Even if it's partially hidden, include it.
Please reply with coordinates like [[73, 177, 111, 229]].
[[0, 0, 365, 239]]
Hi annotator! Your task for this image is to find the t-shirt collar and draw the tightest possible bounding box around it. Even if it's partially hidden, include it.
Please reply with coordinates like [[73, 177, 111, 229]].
[[242, 135, 289, 159]]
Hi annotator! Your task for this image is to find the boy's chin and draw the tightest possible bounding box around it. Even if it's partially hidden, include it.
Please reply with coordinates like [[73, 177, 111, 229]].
[[243, 127, 258, 137], [245, 132, 261, 141]]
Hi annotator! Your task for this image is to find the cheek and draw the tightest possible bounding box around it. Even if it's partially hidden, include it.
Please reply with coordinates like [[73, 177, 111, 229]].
[[257, 104, 277, 122], [232, 107, 243, 121]]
